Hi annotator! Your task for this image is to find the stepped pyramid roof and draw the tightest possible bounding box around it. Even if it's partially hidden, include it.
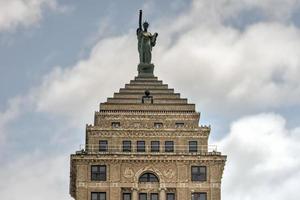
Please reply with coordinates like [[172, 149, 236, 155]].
[[100, 76, 196, 112]]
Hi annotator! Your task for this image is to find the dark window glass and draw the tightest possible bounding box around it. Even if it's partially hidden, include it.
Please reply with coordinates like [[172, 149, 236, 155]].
[[167, 193, 175, 200], [191, 192, 206, 200], [151, 141, 160, 152], [139, 193, 147, 200], [123, 141, 132, 152], [175, 122, 184, 128], [112, 122, 120, 128], [91, 165, 106, 181], [137, 141, 145, 152], [165, 141, 174, 152], [191, 166, 206, 181], [139, 173, 159, 182], [150, 193, 159, 200], [123, 193, 132, 200], [99, 140, 108, 152], [189, 141, 198, 153], [154, 123, 163, 128], [91, 192, 106, 200]]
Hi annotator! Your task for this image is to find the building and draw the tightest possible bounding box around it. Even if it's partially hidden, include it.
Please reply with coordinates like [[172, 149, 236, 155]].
[[69, 13, 226, 200]]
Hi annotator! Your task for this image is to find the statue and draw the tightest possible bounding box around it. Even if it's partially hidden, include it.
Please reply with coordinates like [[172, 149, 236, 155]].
[[137, 10, 158, 64]]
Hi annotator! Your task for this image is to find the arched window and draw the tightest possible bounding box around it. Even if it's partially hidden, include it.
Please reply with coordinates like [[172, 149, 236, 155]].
[[139, 172, 159, 182]]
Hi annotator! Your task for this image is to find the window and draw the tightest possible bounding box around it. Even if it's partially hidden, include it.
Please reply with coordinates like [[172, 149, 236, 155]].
[[137, 141, 146, 152], [189, 141, 198, 153], [167, 193, 175, 200], [151, 141, 160, 152], [99, 140, 108, 152], [191, 166, 206, 181], [123, 141, 132, 152], [139, 193, 147, 200], [91, 165, 106, 181], [154, 122, 163, 128], [191, 192, 206, 200], [139, 173, 159, 182], [91, 192, 106, 200], [150, 193, 159, 200], [175, 122, 184, 128], [165, 141, 174, 152], [123, 193, 132, 200], [112, 122, 120, 128]]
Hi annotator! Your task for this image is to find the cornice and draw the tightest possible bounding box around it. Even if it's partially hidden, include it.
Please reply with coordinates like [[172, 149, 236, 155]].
[[70, 153, 227, 163], [95, 110, 200, 115]]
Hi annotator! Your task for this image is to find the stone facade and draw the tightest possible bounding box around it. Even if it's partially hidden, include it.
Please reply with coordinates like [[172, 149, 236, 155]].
[[70, 75, 226, 200]]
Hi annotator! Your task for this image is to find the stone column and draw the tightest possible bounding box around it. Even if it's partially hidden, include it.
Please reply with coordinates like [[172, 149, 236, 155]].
[[132, 188, 138, 200], [159, 188, 166, 200]]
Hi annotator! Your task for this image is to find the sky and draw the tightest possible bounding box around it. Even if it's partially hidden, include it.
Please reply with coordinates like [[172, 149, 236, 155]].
[[0, 0, 300, 199]]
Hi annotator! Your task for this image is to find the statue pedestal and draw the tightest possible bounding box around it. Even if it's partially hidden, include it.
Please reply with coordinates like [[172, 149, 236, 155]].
[[138, 63, 154, 77]]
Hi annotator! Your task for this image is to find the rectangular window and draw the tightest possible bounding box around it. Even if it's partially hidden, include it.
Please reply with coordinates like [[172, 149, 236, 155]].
[[137, 141, 146, 152], [139, 193, 147, 200], [154, 122, 163, 128], [150, 193, 159, 200], [189, 141, 198, 153], [99, 140, 108, 152], [91, 165, 106, 181], [123, 141, 132, 152], [191, 166, 206, 181], [167, 193, 175, 200], [91, 192, 106, 200], [112, 122, 120, 128], [191, 192, 206, 200], [175, 122, 184, 128], [165, 141, 174, 152], [123, 193, 132, 200], [151, 141, 160, 152]]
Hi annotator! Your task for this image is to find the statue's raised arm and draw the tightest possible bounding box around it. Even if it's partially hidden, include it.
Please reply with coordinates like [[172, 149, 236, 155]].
[[137, 10, 142, 35], [139, 10, 142, 30]]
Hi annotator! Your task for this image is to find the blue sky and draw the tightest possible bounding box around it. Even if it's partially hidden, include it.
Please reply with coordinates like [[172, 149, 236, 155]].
[[1, 0, 300, 199]]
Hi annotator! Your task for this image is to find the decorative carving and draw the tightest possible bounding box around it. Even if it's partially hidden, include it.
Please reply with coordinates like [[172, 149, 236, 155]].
[[124, 167, 135, 178], [163, 168, 175, 179]]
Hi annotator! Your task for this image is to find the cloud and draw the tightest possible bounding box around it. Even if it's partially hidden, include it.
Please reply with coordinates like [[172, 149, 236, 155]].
[[158, 22, 300, 115], [218, 113, 300, 200], [0, 152, 71, 200], [0, 0, 61, 32]]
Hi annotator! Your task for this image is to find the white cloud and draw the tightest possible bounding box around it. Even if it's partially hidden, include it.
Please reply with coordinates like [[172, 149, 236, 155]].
[[218, 113, 300, 200], [0, 152, 71, 200], [158, 22, 300, 114], [0, 0, 59, 31]]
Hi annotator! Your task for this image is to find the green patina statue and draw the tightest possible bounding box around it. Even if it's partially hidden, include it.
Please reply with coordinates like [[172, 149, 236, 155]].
[[137, 10, 158, 64]]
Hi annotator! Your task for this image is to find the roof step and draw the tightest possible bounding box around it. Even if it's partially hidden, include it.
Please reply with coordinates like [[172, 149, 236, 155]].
[[125, 84, 168, 89], [119, 88, 174, 94], [113, 93, 180, 99], [107, 98, 188, 104], [100, 103, 195, 111], [130, 80, 163, 85]]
